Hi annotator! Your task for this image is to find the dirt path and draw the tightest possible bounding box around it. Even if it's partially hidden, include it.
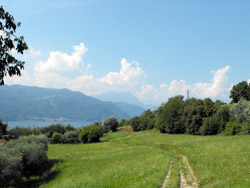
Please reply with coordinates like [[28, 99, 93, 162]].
[[179, 155, 198, 188], [161, 158, 173, 188], [161, 155, 198, 188]]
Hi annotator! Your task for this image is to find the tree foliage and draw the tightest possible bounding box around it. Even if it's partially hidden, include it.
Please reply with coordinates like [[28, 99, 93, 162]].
[[103, 116, 119, 133], [79, 125, 104, 143], [230, 81, 250, 103], [0, 6, 28, 85]]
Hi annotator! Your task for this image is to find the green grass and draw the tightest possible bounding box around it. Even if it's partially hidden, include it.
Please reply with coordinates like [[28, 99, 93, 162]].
[[41, 130, 250, 188]]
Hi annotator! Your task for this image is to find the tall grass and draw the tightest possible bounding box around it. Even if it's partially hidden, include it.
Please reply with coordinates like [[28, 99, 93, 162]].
[[42, 130, 250, 188]]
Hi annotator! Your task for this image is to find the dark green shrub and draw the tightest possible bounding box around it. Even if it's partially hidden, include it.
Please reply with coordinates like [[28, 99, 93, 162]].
[[0, 135, 50, 187], [0, 120, 8, 139], [224, 121, 241, 135], [9, 126, 33, 139], [241, 121, 250, 134], [0, 146, 22, 187], [79, 125, 104, 143], [119, 118, 126, 127], [128, 116, 140, 132], [103, 117, 119, 133], [200, 117, 222, 135], [50, 132, 64, 144], [64, 131, 79, 144]]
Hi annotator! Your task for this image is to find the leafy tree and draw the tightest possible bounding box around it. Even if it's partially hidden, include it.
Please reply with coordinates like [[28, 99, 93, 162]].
[[183, 98, 204, 135], [127, 116, 140, 131], [0, 6, 28, 85], [224, 121, 241, 135], [230, 81, 250, 103], [138, 110, 155, 131], [157, 96, 185, 134], [214, 104, 230, 133], [119, 118, 126, 127], [230, 98, 250, 123], [64, 131, 79, 144], [79, 125, 103, 143], [50, 132, 64, 144], [200, 117, 222, 135], [203, 98, 215, 117], [103, 116, 119, 133]]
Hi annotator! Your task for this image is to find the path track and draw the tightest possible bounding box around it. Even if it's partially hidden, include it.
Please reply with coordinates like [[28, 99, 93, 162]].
[[161, 155, 198, 188]]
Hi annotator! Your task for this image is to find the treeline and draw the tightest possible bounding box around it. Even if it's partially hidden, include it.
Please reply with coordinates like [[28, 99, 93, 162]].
[[123, 81, 250, 136], [0, 116, 120, 144]]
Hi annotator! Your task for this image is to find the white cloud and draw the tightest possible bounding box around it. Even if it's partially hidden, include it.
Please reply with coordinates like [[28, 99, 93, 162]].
[[4, 42, 232, 105], [136, 66, 231, 104], [99, 58, 145, 87], [10, 43, 145, 95], [248, 79, 250, 84], [35, 43, 87, 75]]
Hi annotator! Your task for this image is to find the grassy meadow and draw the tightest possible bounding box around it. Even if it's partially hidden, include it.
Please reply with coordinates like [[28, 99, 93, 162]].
[[41, 129, 250, 188]]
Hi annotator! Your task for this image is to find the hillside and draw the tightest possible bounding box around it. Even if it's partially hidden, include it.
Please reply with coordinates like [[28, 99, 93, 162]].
[[0, 85, 139, 121], [93, 91, 155, 109]]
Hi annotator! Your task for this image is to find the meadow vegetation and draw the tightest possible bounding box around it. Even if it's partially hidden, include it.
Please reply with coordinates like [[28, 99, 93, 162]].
[[41, 130, 250, 188]]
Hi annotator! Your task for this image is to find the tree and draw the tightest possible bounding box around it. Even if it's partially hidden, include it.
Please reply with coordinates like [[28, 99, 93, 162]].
[[183, 98, 204, 135], [230, 98, 250, 123], [103, 116, 119, 133], [156, 96, 185, 134], [230, 81, 250, 103], [0, 6, 28, 85]]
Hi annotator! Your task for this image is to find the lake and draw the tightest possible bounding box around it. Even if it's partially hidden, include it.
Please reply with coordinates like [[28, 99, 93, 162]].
[[4, 120, 94, 129]]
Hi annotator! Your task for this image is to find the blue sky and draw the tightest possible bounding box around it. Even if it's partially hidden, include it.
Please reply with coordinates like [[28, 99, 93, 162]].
[[2, 0, 250, 105]]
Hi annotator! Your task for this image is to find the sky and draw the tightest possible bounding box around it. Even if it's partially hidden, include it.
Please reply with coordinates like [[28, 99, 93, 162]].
[[2, 0, 250, 106]]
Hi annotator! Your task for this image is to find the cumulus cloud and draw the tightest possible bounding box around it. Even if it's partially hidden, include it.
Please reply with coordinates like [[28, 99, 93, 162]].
[[35, 43, 87, 75], [99, 58, 145, 87], [192, 66, 230, 98], [7, 43, 145, 95], [136, 66, 231, 104], [4, 42, 233, 105]]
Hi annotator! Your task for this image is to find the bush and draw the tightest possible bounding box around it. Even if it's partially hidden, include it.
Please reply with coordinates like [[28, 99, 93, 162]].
[[224, 121, 241, 135], [9, 126, 33, 139], [79, 125, 104, 143], [0, 135, 50, 187], [64, 131, 79, 144], [241, 121, 250, 134], [119, 118, 126, 127], [200, 117, 222, 135], [103, 117, 119, 133], [0, 120, 8, 139], [128, 116, 140, 132], [50, 132, 64, 144]]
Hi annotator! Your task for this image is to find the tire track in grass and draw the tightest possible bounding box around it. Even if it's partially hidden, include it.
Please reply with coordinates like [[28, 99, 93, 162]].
[[179, 155, 198, 188], [161, 158, 173, 188]]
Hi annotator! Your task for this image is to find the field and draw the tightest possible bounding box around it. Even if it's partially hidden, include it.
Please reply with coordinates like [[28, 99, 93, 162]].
[[41, 129, 250, 188]]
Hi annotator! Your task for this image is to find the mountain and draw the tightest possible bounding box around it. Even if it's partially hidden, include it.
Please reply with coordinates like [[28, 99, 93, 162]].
[[0, 85, 133, 122], [93, 91, 156, 110], [113, 102, 145, 117]]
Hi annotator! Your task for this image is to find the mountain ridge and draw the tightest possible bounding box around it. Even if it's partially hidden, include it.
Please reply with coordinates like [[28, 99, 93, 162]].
[[0, 85, 145, 122]]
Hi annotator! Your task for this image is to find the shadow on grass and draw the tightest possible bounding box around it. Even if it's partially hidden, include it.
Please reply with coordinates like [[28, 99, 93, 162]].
[[22, 159, 63, 188]]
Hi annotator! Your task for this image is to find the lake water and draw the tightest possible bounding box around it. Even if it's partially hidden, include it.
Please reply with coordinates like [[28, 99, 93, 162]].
[[5, 120, 94, 129]]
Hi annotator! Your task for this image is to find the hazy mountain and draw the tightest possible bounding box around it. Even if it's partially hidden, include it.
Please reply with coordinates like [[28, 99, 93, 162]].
[[0, 85, 134, 122], [113, 102, 145, 117], [93, 91, 155, 110]]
